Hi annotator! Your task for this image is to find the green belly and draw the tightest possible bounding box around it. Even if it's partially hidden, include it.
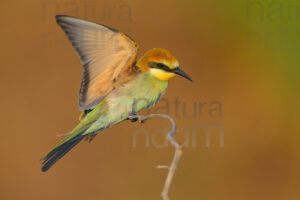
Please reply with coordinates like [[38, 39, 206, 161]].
[[82, 73, 168, 136]]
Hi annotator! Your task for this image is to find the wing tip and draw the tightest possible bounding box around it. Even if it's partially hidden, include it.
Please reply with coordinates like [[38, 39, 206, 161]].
[[54, 15, 119, 33], [55, 14, 68, 22]]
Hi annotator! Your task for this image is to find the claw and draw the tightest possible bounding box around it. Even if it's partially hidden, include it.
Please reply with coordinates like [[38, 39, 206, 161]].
[[128, 115, 147, 124], [130, 117, 138, 122], [128, 112, 138, 122]]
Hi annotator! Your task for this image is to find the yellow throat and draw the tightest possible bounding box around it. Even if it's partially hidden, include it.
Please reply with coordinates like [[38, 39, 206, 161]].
[[149, 68, 176, 81]]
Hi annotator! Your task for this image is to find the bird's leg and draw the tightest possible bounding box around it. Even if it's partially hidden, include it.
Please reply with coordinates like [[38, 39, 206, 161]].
[[128, 102, 139, 122], [127, 101, 147, 123], [127, 111, 139, 122], [128, 113, 147, 123]]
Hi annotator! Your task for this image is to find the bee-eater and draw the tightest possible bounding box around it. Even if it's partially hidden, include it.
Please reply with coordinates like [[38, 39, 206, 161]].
[[41, 15, 192, 172]]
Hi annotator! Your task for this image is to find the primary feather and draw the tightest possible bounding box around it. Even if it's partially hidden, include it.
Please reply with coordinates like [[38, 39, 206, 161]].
[[56, 15, 139, 110]]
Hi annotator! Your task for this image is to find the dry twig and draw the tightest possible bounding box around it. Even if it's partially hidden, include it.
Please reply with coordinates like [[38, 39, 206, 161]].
[[128, 114, 183, 200]]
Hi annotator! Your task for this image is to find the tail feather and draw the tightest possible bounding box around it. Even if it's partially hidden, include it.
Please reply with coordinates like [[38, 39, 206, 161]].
[[41, 133, 85, 172]]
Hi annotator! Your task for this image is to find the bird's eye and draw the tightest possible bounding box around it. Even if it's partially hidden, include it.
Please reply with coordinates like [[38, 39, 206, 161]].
[[159, 63, 172, 72], [158, 63, 165, 68], [149, 62, 172, 72]]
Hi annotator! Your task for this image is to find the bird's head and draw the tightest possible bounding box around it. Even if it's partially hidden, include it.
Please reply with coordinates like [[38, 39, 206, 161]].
[[137, 48, 193, 82]]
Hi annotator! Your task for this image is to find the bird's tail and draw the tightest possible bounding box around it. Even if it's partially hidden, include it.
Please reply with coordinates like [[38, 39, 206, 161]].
[[40, 130, 86, 172]]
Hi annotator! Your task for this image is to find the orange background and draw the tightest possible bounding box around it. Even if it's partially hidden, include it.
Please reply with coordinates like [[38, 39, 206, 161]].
[[0, 0, 299, 200]]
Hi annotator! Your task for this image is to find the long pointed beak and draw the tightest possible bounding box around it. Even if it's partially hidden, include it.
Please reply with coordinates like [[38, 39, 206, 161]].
[[173, 68, 193, 82]]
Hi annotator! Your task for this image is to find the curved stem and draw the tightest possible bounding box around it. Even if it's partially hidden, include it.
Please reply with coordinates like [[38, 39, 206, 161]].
[[129, 114, 183, 200]]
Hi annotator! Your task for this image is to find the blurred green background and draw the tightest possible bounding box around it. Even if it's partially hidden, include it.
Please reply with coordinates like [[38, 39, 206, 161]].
[[0, 0, 299, 199]]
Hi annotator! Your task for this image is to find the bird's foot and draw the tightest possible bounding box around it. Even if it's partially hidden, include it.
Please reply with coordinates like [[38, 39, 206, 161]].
[[128, 115, 146, 123], [128, 111, 138, 122], [129, 117, 138, 122]]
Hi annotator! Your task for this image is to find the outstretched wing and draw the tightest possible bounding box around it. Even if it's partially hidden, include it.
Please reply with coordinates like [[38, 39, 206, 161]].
[[56, 15, 139, 110]]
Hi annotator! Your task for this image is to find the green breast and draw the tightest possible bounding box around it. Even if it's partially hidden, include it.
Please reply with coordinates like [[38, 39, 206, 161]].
[[128, 72, 169, 113], [83, 72, 169, 135], [106, 72, 169, 121]]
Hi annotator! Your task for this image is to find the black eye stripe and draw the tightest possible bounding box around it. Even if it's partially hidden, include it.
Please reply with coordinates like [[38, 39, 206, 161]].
[[149, 62, 173, 72]]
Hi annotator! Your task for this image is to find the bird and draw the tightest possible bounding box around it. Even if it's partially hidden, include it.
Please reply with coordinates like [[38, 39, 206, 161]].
[[40, 15, 192, 172]]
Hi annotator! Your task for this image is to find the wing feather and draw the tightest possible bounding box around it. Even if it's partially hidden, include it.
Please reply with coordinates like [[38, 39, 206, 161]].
[[56, 15, 139, 110]]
